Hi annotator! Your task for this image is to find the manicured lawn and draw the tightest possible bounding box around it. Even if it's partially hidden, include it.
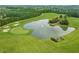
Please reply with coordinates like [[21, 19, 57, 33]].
[[10, 27, 31, 34], [0, 13, 79, 52]]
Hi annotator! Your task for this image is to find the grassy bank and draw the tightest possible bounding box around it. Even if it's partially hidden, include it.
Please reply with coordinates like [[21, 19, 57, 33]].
[[0, 13, 79, 52]]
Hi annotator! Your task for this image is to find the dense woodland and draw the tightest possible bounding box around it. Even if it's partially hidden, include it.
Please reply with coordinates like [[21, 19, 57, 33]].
[[0, 5, 79, 26]]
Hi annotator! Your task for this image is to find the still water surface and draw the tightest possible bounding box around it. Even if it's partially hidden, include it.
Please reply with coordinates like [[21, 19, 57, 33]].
[[24, 19, 75, 40]]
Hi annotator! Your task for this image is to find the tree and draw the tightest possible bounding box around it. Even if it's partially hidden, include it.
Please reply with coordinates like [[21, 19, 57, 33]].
[[49, 17, 59, 24], [60, 19, 69, 25], [59, 15, 63, 18]]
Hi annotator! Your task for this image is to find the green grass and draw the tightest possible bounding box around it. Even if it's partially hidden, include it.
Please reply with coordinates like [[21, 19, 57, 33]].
[[0, 13, 79, 53], [10, 26, 31, 34]]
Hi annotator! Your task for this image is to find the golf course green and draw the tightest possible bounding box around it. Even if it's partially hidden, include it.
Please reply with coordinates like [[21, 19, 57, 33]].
[[0, 13, 79, 53]]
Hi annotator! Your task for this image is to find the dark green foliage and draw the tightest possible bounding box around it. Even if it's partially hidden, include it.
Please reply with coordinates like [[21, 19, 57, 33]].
[[0, 7, 41, 26], [49, 17, 59, 23], [60, 19, 69, 25], [59, 15, 69, 25], [50, 37, 58, 42], [50, 37, 64, 42], [59, 15, 63, 18], [60, 25, 68, 31], [0, 5, 78, 26], [49, 15, 69, 31]]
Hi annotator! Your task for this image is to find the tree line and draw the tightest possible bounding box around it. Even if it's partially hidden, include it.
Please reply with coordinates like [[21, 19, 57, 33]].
[[0, 5, 79, 26]]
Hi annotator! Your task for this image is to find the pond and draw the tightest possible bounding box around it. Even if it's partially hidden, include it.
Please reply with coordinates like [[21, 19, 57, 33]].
[[24, 19, 75, 40]]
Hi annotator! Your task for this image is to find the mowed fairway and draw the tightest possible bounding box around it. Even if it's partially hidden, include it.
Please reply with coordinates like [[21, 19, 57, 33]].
[[0, 13, 79, 53]]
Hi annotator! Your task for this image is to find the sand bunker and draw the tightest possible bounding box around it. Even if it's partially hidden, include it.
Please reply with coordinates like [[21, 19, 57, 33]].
[[2, 29, 10, 32]]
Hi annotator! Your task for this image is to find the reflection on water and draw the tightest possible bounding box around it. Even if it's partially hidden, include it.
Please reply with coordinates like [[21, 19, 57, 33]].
[[24, 19, 75, 40]]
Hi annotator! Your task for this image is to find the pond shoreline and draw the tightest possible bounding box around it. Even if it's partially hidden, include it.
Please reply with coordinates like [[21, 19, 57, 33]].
[[24, 19, 75, 40]]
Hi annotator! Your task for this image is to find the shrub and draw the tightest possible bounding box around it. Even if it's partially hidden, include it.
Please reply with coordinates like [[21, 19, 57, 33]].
[[49, 17, 59, 23], [59, 15, 63, 18], [60, 19, 69, 25]]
